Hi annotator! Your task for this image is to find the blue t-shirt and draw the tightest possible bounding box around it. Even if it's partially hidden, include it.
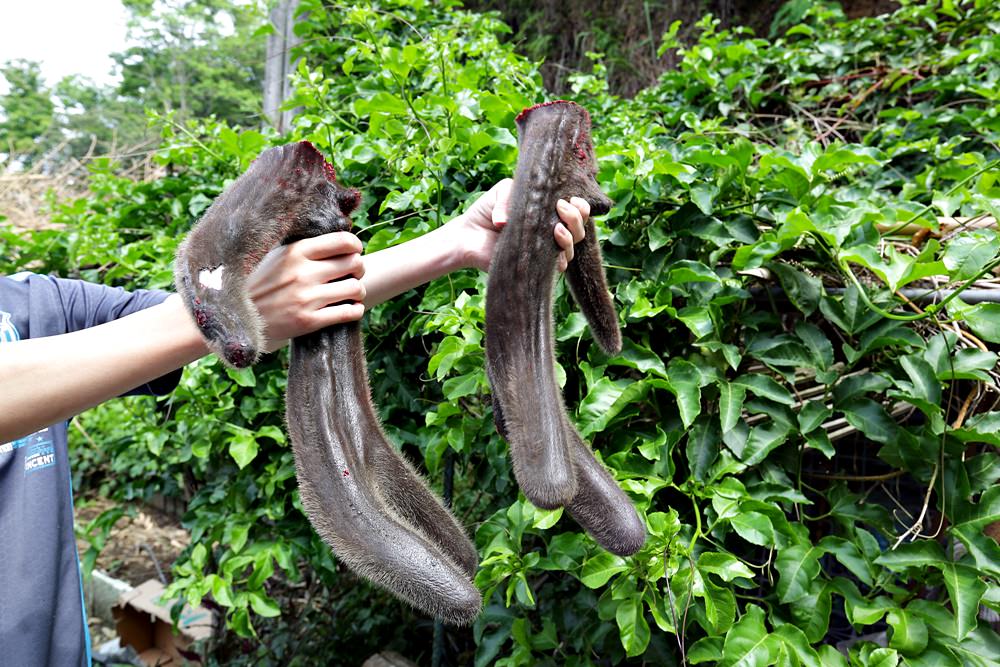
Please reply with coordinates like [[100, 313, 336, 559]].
[[0, 272, 182, 667]]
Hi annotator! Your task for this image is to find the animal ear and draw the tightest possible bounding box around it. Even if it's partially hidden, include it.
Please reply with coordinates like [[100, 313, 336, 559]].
[[338, 188, 362, 214]]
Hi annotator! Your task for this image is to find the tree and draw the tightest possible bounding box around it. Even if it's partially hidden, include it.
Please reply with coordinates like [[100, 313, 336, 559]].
[[0, 60, 55, 164], [52, 75, 151, 159], [113, 0, 267, 127]]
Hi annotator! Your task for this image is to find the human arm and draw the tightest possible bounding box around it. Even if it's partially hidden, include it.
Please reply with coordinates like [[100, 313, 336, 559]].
[[361, 179, 590, 307], [0, 182, 589, 442], [0, 233, 365, 443]]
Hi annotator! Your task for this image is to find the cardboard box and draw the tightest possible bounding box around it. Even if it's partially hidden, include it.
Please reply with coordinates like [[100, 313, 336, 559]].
[[113, 579, 215, 666]]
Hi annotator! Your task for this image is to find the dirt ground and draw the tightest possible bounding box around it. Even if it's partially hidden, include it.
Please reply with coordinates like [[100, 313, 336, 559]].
[[75, 495, 191, 652]]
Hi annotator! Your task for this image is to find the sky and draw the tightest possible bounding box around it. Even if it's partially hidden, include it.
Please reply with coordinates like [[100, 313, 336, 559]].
[[0, 0, 131, 91]]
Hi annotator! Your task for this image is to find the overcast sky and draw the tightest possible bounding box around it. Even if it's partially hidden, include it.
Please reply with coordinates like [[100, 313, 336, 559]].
[[0, 0, 131, 91]]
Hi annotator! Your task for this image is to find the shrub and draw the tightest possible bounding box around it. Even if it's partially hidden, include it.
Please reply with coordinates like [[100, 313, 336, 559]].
[[3, 0, 999, 664]]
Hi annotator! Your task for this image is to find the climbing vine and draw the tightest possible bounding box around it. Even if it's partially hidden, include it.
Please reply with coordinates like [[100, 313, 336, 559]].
[[3, 0, 999, 664]]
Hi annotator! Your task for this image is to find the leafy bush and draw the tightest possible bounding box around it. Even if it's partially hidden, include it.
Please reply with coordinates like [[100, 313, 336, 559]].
[[3, 0, 1000, 664]]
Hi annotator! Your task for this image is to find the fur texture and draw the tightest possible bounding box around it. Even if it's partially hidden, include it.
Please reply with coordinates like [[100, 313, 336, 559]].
[[175, 142, 481, 624], [175, 142, 360, 368], [486, 101, 645, 555], [288, 325, 481, 624]]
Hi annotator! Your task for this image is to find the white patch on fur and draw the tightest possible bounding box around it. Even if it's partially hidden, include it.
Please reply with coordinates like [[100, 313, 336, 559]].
[[198, 265, 225, 290]]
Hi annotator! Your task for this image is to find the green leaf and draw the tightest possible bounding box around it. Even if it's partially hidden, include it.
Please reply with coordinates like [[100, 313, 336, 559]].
[[224, 522, 250, 553], [796, 322, 834, 370], [226, 366, 256, 387], [580, 552, 628, 589], [736, 421, 791, 467], [719, 382, 746, 433], [819, 284, 883, 335], [691, 183, 719, 215], [938, 348, 998, 382], [775, 544, 822, 604], [899, 354, 943, 405], [806, 430, 835, 458], [839, 397, 898, 444], [789, 582, 833, 643], [886, 607, 929, 655], [864, 647, 901, 667], [833, 373, 892, 404], [676, 306, 715, 338], [952, 301, 1000, 344], [735, 373, 795, 405], [818, 536, 872, 586], [689, 637, 724, 664], [531, 507, 563, 530], [798, 400, 832, 434], [773, 623, 831, 667], [771, 263, 821, 315], [719, 605, 778, 667], [190, 542, 207, 571], [701, 572, 737, 635], [698, 552, 754, 582], [616, 596, 651, 657], [249, 592, 281, 618], [578, 378, 650, 436], [731, 511, 774, 547], [667, 260, 721, 285], [228, 432, 259, 469], [666, 360, 703, 428], [943, 229, 1000, 280], [934, 189, 965, 217], [209, 574, 234, 608], [747, 338, 814, 367], [812, 144, 882, 177], [541, 532, 587, 571], [442, 372, 481, 400], [938, 562, 987, 640], [950, 486, 1000, 577], [874, 540, 947, 570], [687, 417, 721, 482]]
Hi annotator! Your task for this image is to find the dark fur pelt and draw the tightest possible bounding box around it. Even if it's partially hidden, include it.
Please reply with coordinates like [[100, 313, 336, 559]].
[[486, 101, 645, 556], [175, 142, 481, 624]]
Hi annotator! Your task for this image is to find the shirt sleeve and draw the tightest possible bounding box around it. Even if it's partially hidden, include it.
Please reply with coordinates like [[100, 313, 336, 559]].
[[1, 273, 182, 396]]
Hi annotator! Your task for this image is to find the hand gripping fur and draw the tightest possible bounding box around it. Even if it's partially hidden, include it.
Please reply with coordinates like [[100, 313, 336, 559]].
[[175, 142, 481, 624], [486, 101, 645, 556]]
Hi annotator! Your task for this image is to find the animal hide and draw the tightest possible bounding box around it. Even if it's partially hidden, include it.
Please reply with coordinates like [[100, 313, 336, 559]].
[[175, 142, 481, 624], [486, 101, 646, 556]]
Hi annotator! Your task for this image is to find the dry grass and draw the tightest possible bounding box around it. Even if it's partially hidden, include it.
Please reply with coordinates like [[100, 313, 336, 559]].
[[0, 139, 161, 232]]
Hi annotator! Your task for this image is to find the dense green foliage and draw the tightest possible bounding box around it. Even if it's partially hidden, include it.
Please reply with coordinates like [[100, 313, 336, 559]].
[[114, 0, 266, 126], [0, 60, 56, 161], [3, 0, 1000, 664], [0, 0, 265, 168]]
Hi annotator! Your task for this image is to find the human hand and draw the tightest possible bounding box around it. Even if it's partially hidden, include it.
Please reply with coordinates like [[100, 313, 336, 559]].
[[246, 232, 366, 351], [452, 179, 590, 272]]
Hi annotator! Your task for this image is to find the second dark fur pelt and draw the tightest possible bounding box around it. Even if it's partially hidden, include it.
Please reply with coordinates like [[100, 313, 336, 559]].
[[485, 101, 646, 557]]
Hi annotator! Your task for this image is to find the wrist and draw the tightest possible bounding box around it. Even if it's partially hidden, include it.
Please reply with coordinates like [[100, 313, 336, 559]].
[[162, 294, 211, 359], [438, 214, 477, 272]]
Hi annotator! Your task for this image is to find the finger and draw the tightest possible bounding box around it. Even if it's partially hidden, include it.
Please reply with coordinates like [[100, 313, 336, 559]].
[[569, 196, 591, 222], [556, 199, 585, 244], [309, 302, 366, 329], [298, 232, 364, 260], [492, 178, 512, 226], [556, 253, 569, 273], [309, 277, 367, 308], [315, 252, 365, 282], [553, 223, 575, 262]]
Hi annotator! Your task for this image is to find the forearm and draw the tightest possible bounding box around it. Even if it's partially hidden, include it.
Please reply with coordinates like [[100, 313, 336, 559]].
[[361, 219, 469, 307], [0, 295, 207, 442]]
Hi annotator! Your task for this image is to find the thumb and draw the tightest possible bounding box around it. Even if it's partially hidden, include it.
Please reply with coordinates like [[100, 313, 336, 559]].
[[492, 178, 512, 226]]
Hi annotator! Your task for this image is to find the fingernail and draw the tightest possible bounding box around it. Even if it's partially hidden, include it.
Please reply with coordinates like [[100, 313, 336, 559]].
[[556, 199, 570, 211]]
